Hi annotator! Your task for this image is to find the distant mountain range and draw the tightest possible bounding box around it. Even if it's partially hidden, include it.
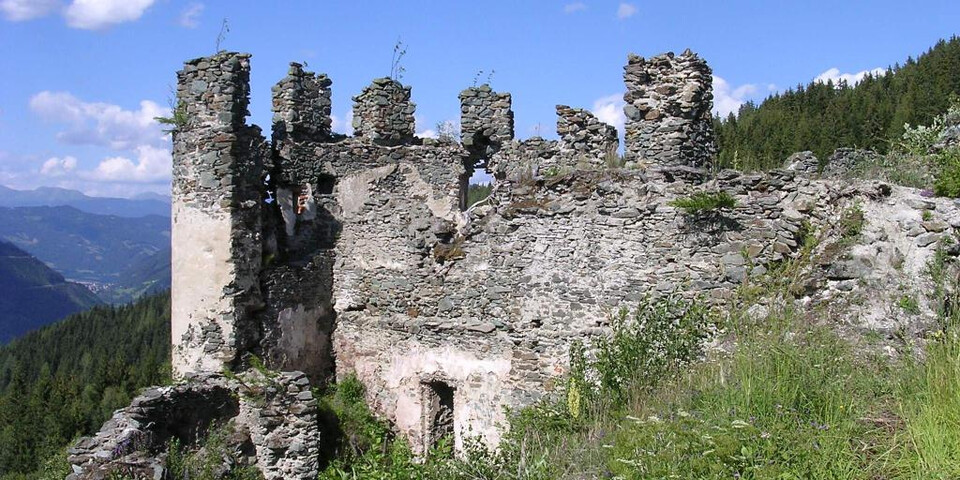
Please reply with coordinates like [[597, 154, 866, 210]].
[[0, 206, 171, 303], [0, 185, 170, 218], [0, 240, 102, 343]]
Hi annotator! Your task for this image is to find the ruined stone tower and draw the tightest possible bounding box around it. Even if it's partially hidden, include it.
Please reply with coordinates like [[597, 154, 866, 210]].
[[623, 49, 716, 169], [171, 52, 266, 377]]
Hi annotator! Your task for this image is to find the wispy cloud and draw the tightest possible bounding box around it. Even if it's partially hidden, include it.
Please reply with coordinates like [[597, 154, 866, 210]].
[[29, 90, 170, 150], [178, 2, 203, 28], [814, 67, 885, 86], [27, 90, 171, 190], [616, 3, 637, 19], [2, 0, 155, 28], [40, 156, 77, 177], [81, 145, 170, 183], [563, 2, 586, 14], [331, 110, 354, 135], [0, 0, 60, 21]]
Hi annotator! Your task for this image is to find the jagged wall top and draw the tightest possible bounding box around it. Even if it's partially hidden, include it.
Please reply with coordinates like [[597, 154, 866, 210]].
[[176, 52, 253, 136], [272, 62, 333, 143], [352, 77, 416, 145], [459, 84, 514, 156], [555, 105, 619, 166]]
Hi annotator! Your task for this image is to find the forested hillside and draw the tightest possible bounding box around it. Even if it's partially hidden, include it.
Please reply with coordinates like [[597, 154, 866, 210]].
[[715, 36, 960, 170], [0, 241, 102, 343], [0, 293, 170, 477], [0, 206, 171, 304]]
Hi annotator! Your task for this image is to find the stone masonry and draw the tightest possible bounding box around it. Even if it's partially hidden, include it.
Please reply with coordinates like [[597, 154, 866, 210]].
[[459, 84, 514, 157], [623, 49, 715, 169], [67, 371, 320, 480], [81, 47, 960, 479], [352, 77, 416, 145], [171, 52, 266, 376], [556, 104, 620, 167]]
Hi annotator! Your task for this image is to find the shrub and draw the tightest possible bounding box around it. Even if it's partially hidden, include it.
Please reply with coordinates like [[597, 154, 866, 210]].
[[164, 423, 263, 480], [587, 294, 713, 407], [933, 148, 960, 197], [840, 202, 866, 239], [670, 191, 737, 216]]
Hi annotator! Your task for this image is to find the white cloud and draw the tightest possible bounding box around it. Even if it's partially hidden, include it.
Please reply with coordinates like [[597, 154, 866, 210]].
[[64, 0, 154, 29], [415, 118, 459, 139], [0, 0, 59, 21], [616, 3, 637, 19], [712, 75, 760, 117], [40, 156, 77, 177], [29, 91, 169, 150], [331, 110, 354, 135], [178, 2, 202, 28], [814, 67, 884, 87], [591, 93, 626, 135], [563, 2, 586, 13], [24, 90, 171, 193], [82, 145, 170, 183]]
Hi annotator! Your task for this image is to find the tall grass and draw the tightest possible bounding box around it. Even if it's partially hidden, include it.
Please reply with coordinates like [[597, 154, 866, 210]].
[[897, 325, 960, 478]]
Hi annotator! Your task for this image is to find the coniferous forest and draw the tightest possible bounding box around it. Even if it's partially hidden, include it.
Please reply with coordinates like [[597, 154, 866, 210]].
[[714, 36, 960, 170], [0, 294, 170, 477]]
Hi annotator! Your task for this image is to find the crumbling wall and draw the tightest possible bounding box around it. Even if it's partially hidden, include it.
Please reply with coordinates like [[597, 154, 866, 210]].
[[67, 372, 319, 480], [555, 104, 619, 167], [164, 48, 823, 462], [255, 63, 342, 381], [272, 62, 334, 155], [171, 52, 266, 377], [623, 49, 715, 170], [352, 78, 416, 145], [459, 85, 514, 157]]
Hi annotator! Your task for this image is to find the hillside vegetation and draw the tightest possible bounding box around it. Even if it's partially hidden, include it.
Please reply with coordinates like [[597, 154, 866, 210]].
[[715, 36, 960, 170], [0, 206, 171, 303], [0, 241, 102, 343], [0, 293, 170, 478]]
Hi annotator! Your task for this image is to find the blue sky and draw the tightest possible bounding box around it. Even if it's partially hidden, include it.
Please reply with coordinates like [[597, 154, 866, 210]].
[[0, 0, 958, 197]]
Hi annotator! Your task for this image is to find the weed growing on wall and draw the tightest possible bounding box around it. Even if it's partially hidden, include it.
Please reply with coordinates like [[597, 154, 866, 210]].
[[670, 191, 737, 216]]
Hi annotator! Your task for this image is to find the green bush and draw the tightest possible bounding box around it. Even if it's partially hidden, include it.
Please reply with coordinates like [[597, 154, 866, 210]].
[[933, 148, 960, 197], [588, 294, 713, 407], [670, 191, 737, 216], [164, 423, 263, 480], [840, 202, 866, 239]]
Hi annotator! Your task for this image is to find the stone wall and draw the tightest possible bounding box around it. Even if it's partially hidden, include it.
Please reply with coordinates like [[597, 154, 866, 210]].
[[555, 104, 619, 167], [623, 49, 715, 170], [171, 52, 266, 377], [153, 47, 865, 470], [67, 372, 319, 480], [352, 78, 416, 145], [272, 62, 333, 152], [459, 85, 514, 157]]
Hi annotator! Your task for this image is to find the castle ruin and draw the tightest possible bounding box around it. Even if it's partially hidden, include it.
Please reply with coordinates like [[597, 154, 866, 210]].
[[70, 48, 899, 479]]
